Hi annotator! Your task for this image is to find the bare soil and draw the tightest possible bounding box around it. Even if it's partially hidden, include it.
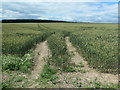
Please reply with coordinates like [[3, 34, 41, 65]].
[[2, 38, 118, 88], [51, 37, 118, 88], [30, 41, 50, 80], [28, 41, 50, 88]]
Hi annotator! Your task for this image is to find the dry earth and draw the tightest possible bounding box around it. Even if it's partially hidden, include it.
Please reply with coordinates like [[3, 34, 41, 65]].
[[2, 38, 118, 88], [28, 41, 50, 88], [31, 41, 50, 80], [50, 37, 118, 88]]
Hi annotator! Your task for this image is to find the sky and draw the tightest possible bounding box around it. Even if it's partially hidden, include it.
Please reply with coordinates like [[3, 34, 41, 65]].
[[0, 0, 119, 23]]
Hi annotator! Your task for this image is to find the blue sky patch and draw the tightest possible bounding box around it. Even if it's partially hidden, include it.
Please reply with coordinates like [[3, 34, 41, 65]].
[[1, 2, 118, 23]]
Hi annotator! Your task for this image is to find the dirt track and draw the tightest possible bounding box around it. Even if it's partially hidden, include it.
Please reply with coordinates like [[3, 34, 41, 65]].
[[28, 37, 118, 88], [31, 41, 50, 79], [51, 37, 118, 88]]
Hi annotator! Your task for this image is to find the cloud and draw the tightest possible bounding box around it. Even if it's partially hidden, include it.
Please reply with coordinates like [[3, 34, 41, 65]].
[[71, 3, 118, 23], [1, 2, 118, 23], [2, 0, 119, 2]]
